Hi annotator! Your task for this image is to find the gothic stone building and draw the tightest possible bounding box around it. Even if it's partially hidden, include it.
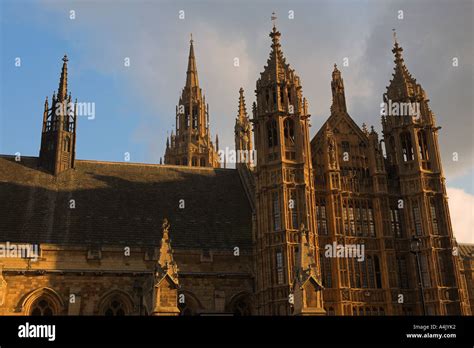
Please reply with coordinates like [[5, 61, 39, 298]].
[[0, 23, 472, 316]]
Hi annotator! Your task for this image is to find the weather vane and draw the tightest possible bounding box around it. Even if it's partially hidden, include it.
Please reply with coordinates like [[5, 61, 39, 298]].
[[271, 11, 277, 27]]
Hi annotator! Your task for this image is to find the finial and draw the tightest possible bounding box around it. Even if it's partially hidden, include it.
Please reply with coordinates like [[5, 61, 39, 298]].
[[62, 54, 68, 63], [162, 218, 170, 234], [392, 29, 397, 44], [271, 11, 277, 28], [190, 33, 193, 44]]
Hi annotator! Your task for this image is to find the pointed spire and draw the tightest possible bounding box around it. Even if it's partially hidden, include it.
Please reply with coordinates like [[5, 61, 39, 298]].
[[58, 54, 68, 101], [185, 34, 199, 88], [157, 218, 178, 281], [386, 31, 423, 102], [331, 63, 347, 114], [237, 87, 247, 121], [215, 134, 219, 152]]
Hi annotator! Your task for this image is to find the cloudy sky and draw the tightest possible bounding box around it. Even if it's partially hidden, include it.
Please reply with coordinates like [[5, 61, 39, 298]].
[[0, 0, 472, 242]]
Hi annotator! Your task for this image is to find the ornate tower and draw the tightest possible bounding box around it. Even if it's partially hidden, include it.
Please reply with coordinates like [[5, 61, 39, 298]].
[[253, 18, 324, 315], [382, 33, 465, 315], [164, 36, 220, 168], [234, 87, 253, 166], [39, 55, 77, 175], [311, 65, 393, 315]]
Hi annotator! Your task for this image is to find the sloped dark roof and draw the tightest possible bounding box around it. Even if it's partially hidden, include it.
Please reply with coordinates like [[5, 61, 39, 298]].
[[0, 156, 253, 251]]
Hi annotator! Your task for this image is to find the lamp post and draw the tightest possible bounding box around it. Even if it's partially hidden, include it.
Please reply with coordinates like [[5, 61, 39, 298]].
[[410, 235, 426, 316]]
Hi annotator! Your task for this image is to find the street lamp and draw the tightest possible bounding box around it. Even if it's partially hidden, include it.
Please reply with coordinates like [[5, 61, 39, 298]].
[[410, 235, 426, 315]]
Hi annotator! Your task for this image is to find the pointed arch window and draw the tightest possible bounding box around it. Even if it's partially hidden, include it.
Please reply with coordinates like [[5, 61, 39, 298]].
[[283, 118, 295, 145], [400, 132, 414, 162], [104, 299, 126, 316], [417, 131, 429, 160], [192, 110, 198, 129], [316, 200, 328, 235], [31, 298, 55, 316], [267, 119, 278, 148], [200, 158, 206, 167], [192, 157, 198, 166], [182, 157, 188, 166]]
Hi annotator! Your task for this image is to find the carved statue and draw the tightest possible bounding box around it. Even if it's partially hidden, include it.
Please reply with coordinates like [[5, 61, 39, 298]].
[[328, 136, 336, 167]]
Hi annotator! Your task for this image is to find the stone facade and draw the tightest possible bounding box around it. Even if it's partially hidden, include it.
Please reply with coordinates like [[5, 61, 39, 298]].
[[0, 21, 471, 316]]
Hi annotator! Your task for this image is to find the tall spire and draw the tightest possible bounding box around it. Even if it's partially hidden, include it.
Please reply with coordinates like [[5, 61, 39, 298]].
[[331, 63, 347, 114], [386, 31, 425, 102], [39, 54, 77, 175], [164, 36, 220, 168], [185, 34, 199, 88], [258, 11, 292, 88], [58, 54, 68, 101]]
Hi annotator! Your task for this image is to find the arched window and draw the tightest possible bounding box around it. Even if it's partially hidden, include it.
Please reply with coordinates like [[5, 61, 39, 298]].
[[192, 111, 198, 129], [283, 118, 295, 145], [227, 293, 252, 316], [24, 288, 64, 316], [400, 132, 414, 162], [175, 159, 180, 165], [182, 157, 188, 166], [267, 120, 278, 148], [200, 158, 206, 167], [99, 291, 133, 316], [31, 298, 55, 316], [104, 299, 126, 316], [192, 157, 197, 166], [178, 291, 201, 316], [417, 130, 429, 160]]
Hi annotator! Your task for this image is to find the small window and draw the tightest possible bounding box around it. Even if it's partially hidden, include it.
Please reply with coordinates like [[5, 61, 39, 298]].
[[272, 191, 281, 231], [104, 299, 126, 316], [31, 298, 55, 316], [267, 120, 278, 148], [400, 132, 414, 162], [413, 203, 422, 236], [283, 118, 295, 146], [276, 250, 284, 284]]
